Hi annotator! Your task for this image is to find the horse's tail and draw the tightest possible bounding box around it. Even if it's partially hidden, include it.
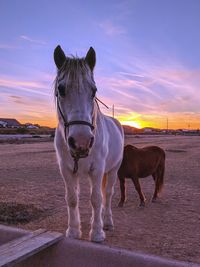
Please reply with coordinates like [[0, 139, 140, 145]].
[[157, 152, 165, 194], [101, 173, 107, 202]]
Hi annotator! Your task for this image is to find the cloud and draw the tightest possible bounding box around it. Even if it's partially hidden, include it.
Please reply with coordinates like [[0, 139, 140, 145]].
[[20, 35, 46, 45], [0, 77, 50, 96], [104, 47, 200, 113], [9, 95, 28, 105], [96, 73, 163, 115], [99, 20, 126, 36], [94, 48, 200, 129], [0, 44, 21, 50], [0, 90, 56, 127], [151, 69, 200, 113]]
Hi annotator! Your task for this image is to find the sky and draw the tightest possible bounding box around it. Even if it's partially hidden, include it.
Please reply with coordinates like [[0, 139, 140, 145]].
[[0, 0, 200, 129]]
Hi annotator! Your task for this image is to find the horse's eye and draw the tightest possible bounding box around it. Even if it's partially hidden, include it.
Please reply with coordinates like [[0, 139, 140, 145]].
[[92, 88, 97, 98], [58, 84, 65, 97]]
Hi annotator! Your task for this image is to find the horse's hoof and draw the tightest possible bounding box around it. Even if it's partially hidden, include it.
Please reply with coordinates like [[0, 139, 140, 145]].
[[103, 224, 114, 231], [152, 197, 157, 203], [118, 201, 124, 207], [139, 202, 145, 207], [90, 230, 105, 243], [66, 228, 81, 239]]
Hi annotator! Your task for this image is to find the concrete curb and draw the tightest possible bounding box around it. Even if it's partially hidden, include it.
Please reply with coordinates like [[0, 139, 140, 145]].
[[0, 225, 199, 267], [18, 238, 200, 267], [47, 238, 200, 267]]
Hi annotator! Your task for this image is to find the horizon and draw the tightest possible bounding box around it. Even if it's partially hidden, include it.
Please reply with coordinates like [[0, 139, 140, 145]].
[[1, 0, 200, 130], [1, 116, 199, 131]]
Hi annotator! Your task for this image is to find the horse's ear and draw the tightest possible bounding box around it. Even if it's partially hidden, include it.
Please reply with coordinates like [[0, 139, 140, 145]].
[[85, 47, 96, 71], [54, 45, 66, 69]]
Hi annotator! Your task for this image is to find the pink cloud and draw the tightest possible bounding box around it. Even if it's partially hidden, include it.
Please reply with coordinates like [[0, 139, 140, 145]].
[[20, 35, 46, 45], [99, 20, 126, 36], [0, 77, 50, 96]]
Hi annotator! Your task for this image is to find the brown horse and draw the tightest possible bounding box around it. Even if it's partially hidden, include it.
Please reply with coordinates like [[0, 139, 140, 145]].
[[118, 145, 165, 207]]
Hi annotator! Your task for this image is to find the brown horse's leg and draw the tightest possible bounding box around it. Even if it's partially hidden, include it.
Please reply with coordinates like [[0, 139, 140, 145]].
[[152, 171, 160, 202], [132, 177, 146, 207], [152, 164, 164, 202], [118, 178, 126, 207]]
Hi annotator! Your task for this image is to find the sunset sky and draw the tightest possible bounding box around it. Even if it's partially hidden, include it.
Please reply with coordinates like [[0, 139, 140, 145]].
[[0, 0, 200, 129]]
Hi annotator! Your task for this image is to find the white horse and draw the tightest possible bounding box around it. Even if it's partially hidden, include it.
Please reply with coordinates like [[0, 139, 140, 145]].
[[53, 45, 124, 242]]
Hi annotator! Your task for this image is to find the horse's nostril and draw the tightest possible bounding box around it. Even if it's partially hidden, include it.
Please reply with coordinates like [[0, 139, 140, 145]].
[[68, 136, 76, 149], [89, 137, 94, 148]]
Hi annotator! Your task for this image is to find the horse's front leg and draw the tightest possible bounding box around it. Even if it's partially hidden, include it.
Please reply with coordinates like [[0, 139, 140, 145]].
[[103, 169, 118, 231], [61, 167, 81, 239], [89, 171, 105, 243]]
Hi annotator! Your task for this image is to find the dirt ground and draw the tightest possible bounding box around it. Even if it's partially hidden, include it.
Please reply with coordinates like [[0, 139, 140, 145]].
[[0, 135, 200, 264]]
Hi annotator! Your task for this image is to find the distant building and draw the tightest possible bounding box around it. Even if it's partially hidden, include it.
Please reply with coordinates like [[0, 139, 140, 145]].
[[143, 127, 154, 133], [24, 123, 39, 129], [0, 120, 7, 127], [26, 125, 39, 129], [0, 118, 21, 128]]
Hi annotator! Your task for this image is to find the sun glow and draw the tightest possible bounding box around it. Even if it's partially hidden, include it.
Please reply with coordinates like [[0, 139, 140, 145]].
[[121, 120, 142, 129], [117, 112, 143, 129]]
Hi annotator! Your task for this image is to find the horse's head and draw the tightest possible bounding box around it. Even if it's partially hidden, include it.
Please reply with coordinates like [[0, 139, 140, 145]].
[[54, 46, 97, 159]]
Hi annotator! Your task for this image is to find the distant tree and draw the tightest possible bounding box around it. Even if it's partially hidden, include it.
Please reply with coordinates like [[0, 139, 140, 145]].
[[16, 128, 28, 134]]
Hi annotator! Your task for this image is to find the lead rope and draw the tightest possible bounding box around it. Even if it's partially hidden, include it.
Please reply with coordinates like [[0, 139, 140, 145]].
[[95, 97, 109, 109], [72, 97, 109, 174], [71, 97, 109, 174], [73, 156, 79, 174]]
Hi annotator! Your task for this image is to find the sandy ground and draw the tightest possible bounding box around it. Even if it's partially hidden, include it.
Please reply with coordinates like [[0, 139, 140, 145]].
[[0, 135, 200, 264]]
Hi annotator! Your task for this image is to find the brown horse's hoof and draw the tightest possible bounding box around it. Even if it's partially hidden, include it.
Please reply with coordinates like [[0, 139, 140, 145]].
[[139, 201, 146, 207], [152, 197, 157, 203], [118, 201, 124, 207]]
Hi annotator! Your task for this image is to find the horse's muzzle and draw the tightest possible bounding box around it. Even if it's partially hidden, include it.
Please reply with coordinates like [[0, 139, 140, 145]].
[[67, 135, 94, 158], [70, 148, 89, 159], [70, 150, 89, 159]]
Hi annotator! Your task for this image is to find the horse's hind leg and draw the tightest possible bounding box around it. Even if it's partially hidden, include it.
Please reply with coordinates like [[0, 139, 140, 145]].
[[152, 172, 158, 202], [118, 177, 126, 207], [103, 168, 118, 231], [132, 177, 146, 207]]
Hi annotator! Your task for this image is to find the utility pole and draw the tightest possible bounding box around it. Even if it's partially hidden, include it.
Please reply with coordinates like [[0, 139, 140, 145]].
[[112, 104, 115, 118], [167, 117, 168, 132]]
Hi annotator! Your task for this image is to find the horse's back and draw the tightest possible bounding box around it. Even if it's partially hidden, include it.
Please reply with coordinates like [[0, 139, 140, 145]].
[[104, 115, 124, 136], [141, 145, 165, 161], [126, 145, 165, 161], [102, 115, 124, 172]]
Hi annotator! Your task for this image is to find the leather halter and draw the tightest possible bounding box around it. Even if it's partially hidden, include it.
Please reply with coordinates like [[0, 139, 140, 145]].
[[55, 93, 95, 173], [56, 92, 95, 138], [55, 92, 108, 174]]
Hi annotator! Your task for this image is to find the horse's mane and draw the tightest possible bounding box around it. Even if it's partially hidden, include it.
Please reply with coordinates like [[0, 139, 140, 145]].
[[58, 56, 92, 81], [54, 56, 95, 95]]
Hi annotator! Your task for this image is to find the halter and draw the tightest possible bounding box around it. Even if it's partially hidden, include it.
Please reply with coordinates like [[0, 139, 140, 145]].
[[55, 92, 108, 174], [55, 92, 95, 173], [56, 93, 94, 132]]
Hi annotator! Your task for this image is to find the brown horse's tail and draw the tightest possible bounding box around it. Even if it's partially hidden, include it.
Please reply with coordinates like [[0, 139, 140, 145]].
[[157, 153, 165, 194]]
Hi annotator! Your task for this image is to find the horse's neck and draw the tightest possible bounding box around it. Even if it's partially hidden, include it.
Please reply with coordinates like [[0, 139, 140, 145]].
[[95, 102, 105, 128]]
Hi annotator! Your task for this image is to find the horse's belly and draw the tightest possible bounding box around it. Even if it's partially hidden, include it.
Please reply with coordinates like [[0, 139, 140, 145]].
[[139, 172, 153, 178], [138, 166, 157, 178]]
